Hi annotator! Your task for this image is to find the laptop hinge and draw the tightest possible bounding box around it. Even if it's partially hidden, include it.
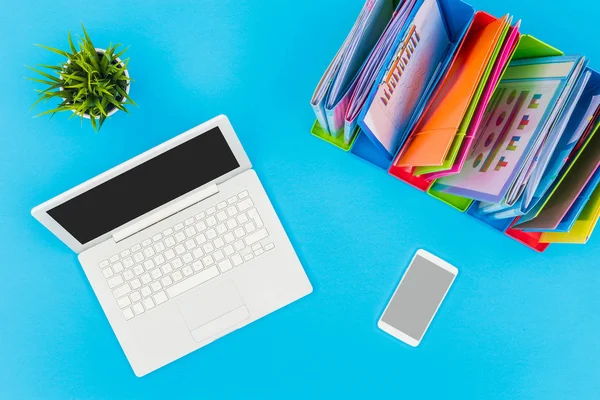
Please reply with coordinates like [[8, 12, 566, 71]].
[[112, 183, 219, 243]]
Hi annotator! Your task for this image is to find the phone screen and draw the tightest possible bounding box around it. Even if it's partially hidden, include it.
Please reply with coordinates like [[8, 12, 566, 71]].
[[380, 254, 456, 342]]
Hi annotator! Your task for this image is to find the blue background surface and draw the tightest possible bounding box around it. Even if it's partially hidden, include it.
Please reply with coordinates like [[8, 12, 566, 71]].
[[2, 0, 600, 398]]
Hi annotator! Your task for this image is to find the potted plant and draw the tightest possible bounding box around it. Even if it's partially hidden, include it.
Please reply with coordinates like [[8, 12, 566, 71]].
[[28, 25, 136, 131]]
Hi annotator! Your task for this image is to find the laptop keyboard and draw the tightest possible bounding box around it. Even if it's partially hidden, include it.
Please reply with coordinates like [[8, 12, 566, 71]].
[[96, 191, 274, 321]]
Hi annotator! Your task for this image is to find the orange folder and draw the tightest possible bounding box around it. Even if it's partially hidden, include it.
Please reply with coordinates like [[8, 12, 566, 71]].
[[395, 12, 509, 167]]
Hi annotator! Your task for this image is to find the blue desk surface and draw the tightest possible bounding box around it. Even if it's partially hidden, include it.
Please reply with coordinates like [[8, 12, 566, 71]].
[[2, 0, 600, 398]]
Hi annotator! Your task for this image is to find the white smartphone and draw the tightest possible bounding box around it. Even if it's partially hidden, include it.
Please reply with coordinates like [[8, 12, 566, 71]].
[[378, 249, 458, 347]]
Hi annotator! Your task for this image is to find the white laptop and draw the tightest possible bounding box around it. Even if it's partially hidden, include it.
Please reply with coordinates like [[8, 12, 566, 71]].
[[31, 115, 312, 377]]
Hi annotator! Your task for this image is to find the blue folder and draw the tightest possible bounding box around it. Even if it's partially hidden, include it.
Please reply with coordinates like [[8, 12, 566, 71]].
[[351, 0, 474, 169]]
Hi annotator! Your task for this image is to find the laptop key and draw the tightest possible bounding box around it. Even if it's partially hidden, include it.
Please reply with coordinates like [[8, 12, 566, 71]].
[[141, 273, 152, 285], [143, 298, 155, 310], [133, 252, 144, 263], [130, 291, 142, 303], [140, 286, 152, 298], [117, 296, 131, 308], [123, 270, 135, 281], [132, 303, 144, 315], [166, 266, 220, 298], [172, 271, 183, 282], [112, 262, 124, 273], [113, 283, 131, 298], [131, 278, 142, 290], [154, 291, 168, 305], [108, 275, 124, 288], [206, 216, 217, 227], [122, 307, 134, 320], [123, 257, 134, 268], [224, 245, 234, 256], [218, 259, 233, 273], [244, 228, 268, 246], [231, 254, 243, 266], [161, 276, 173, 287], [237, 198, 253, 211], [247, 208, 264, 228]]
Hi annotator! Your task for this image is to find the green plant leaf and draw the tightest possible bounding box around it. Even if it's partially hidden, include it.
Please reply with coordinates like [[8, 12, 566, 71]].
[[64, 83, 86, 89], [37, 64, 63, 71], [34, 106, 71, 117], [44, 90, 74, 100], [86, 50, 101, 72], [81, 24, 93, 46], [99, 114, 106, 130], [90, 113, 98, 130], [106, 96, 127, 112], [26, 77, 59, 86], [26, 66, 60, 82], [30, 94, 51, 110], [67, 32, 77, 55], [61, 73, 86, 82], [94, 98, 107, 117], [100, 53, 109, 74], [112, 46, 129, 60], [115, 86, 136, 107], [35, 44, 70, 58]]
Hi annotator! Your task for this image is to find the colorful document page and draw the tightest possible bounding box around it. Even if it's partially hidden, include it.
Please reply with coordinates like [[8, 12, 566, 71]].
[[310, 0, 395, 136], [539, 183, 600, 243], [395, 12, 509, 167], [419, 22, 521, 179], [344, 0, 418, 144], [486, 59, 590, 220], [433, 56, 578, 203], [358, 0, 451, 156], [515, 128, 600, 230], [519, 69, 592, 212], [500, 57, 586, 209]]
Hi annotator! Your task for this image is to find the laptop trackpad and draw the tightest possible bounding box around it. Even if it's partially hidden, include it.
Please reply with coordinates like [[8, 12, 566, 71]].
[[178, 280, 249, 343]]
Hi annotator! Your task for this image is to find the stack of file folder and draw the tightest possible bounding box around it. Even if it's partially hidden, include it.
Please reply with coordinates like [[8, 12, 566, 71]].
[[310, 0, 600, 251]]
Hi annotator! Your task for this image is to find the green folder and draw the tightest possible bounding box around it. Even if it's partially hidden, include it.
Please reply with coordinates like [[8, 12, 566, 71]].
[[310, 120, 356, 151], [428, 186, 473, 211]]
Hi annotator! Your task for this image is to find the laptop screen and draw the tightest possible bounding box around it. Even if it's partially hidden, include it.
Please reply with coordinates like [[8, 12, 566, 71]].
[[47, 127, 240, 244]]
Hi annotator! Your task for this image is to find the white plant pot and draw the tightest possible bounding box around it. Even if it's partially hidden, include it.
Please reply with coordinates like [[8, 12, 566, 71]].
[[60, 48, 130, 120]]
